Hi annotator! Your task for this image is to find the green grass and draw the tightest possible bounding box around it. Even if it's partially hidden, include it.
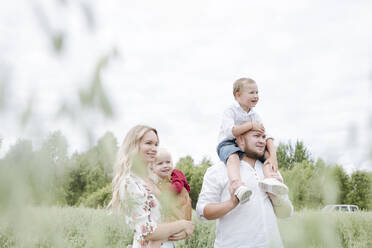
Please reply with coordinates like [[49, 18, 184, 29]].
[[1, 207, 371, 248]]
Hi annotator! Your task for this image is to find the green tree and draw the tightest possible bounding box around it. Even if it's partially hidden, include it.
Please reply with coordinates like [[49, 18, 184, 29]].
[[330, 165, 351, 204], [346, 170, 372, 210], [37, 131, 69, 205], [175, 156, 212, 208], [277, 140, 312, 170], [62, 132, 117, 206]]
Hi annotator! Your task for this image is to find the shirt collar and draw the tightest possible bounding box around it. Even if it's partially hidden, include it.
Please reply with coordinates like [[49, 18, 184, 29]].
[[233, 101, 255, 115]]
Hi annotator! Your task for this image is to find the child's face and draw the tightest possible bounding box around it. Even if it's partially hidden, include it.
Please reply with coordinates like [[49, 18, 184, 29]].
[[153, 151, 173, 179], [236, 83, 259, 110]]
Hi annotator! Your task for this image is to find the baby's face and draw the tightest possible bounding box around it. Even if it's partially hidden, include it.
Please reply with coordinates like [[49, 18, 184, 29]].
[[236, 83, 259, 109], [153, 151, 173, 179]]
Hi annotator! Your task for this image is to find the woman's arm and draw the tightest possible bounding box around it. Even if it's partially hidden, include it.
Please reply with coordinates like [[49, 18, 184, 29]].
[[145, 220, 194, 241]]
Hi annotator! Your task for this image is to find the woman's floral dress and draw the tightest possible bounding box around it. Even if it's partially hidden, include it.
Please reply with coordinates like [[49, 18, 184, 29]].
[[120, 174, 161, 248]]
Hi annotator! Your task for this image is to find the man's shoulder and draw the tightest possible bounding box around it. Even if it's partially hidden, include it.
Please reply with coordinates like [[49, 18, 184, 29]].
[[205, 163, 226, 177]]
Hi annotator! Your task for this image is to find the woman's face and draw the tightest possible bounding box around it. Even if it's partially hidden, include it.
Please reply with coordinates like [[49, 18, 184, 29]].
[[139, 130, 159, 163]]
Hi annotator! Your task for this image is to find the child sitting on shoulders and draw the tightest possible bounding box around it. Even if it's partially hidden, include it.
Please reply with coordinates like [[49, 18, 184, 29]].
[[146, 148, 192, 248], [217, 77, 288, 204]]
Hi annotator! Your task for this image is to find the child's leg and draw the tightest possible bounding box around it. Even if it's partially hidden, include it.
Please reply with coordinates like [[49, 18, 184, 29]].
[[226, 153, 242, 185], [217, 141, 252, 203], [259, 163, 288, 195], [226, 153, 252, 204]]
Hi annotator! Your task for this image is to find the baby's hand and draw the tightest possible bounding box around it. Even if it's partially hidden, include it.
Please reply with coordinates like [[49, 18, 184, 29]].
[[251, 121, 265, 133]]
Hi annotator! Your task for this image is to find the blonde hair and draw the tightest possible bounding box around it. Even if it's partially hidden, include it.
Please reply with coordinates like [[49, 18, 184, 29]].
[[233, 77, 256, 98], [109, 125, 158, 212]]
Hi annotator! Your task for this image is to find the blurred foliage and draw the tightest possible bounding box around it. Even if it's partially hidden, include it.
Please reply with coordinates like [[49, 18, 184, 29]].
[[1, 208, 372, 248], [280, 148, 372, 210], [0, 131, 117, 213], [1, 134, 371, 212], [0, 207, 132, 248], [78, 50, 118, 118], [82, 183, 112, 209], [175, 156, 212, 209]]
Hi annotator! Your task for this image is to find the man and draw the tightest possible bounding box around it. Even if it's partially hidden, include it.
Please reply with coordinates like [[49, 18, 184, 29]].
[[196, 129, 293, 248]]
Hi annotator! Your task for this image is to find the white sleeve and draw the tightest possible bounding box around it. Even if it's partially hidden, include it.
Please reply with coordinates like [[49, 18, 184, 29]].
[[271, 171, 293, 218], [271, 194, 294, 218], [196, 167, 223, 221], [219, 107, 236, 141]]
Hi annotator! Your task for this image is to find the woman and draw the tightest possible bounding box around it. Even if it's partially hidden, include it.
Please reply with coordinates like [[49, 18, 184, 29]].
[[109, 125, 194, 248]]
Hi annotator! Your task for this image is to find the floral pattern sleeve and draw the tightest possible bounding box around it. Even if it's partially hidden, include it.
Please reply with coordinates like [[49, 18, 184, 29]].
[[120, 176, 160, 248]]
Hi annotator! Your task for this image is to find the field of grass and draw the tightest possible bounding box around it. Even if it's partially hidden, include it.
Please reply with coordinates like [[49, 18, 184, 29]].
[[1, 207, 371, 248]]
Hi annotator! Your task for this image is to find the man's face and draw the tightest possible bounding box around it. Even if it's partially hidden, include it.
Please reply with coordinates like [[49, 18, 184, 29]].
[[240, 130, 266, 158]]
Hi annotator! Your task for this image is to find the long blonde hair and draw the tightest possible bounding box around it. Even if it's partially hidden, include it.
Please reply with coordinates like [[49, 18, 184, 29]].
[[109, 125, 158, 212]]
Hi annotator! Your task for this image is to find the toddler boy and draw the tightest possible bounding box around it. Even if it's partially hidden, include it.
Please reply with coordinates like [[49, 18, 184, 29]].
[[217, 77, 288, 203]]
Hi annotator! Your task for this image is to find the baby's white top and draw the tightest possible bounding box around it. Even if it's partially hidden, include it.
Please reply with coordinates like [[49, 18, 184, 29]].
[[218, 101, 271, 143]]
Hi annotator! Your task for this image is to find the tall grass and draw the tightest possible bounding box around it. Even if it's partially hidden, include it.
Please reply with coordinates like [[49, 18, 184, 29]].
[[0, 207, 132, 248], [1, 207, 371, 248]]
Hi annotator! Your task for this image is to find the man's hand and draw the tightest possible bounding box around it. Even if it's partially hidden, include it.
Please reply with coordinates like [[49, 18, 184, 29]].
[[265, 171, 283, 183], [229, 180, 242, 207], [264, 156, 278, 173]]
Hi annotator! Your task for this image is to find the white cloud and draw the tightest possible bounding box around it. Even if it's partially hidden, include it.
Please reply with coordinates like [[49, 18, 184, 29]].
[[1, 0, 372, 170]]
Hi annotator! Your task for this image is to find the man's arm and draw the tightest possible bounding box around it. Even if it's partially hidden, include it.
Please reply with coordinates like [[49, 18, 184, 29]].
[[268, 193, 293, 219], [203, 197, 238, 220], [264, 138, 278, 172], [196, 166, 224, 221], [267, 172, 293, 218]]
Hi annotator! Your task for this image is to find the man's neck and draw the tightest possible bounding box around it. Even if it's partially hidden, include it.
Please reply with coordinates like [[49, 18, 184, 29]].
[[241, 155, 257, 168]]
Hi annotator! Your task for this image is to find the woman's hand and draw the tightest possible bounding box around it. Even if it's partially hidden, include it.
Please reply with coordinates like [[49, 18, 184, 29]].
[[168, 231, 188, 241], [182, 220, 194, 237]]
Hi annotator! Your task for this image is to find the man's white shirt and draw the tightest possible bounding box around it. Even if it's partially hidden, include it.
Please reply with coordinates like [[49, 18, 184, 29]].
[[196, 160, 288, 248]]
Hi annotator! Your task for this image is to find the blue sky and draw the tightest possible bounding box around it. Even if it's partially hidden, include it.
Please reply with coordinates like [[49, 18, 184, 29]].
[[1, 0, 372, 173]]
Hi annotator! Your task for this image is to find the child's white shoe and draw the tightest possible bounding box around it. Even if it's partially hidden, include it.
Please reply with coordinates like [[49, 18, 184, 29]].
[[259, 178, 288, 195], [235, 185, 252, 204]]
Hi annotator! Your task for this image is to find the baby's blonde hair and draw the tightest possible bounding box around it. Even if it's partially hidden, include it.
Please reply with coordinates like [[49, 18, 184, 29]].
[[233, 78, 256, 98], [155, 148, 172, 163], [108, 125, 158, 212]]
